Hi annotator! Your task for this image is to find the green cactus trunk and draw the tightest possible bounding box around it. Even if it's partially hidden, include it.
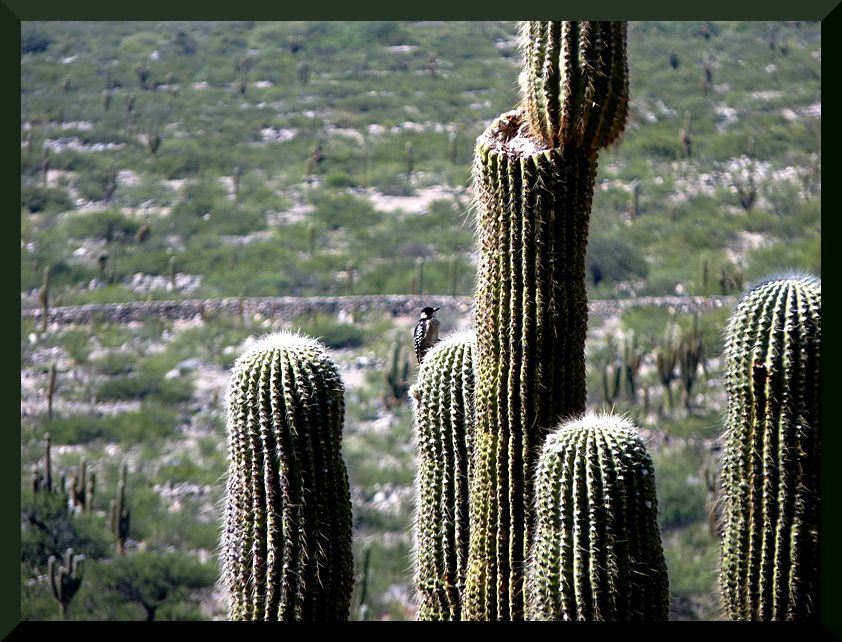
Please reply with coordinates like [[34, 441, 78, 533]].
[[465, 115, 600, 620], [520, 21, 629, 151], [464, 21, 628, 622], [411, 332, 476, 621], [720, 275, 821, 621], [526, 414, 669, 621], [222, 332, 354, 621]]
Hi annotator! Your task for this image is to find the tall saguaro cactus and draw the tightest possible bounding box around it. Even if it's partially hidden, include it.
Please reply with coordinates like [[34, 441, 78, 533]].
[[720, 274, 821, 620], [465, 21, 629, 621], [221, 332, 353, 621], [526, 414, 669, 621], [411, 332, 476, 621]]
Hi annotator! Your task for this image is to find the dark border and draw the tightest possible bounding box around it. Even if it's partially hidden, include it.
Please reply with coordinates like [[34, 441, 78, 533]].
[[11, 1, 835, 635], [2, 0, 840, 20]]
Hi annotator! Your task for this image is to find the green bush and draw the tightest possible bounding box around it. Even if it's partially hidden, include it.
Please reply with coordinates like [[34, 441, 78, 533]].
[[38, 405, 180, 445], [296, 314, 366, 349], [22, 186, 74, 213], [652, 442, 708, 531]]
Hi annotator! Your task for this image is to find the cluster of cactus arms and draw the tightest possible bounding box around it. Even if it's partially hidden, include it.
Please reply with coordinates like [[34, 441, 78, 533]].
[[719, 275, 821, 621], [71, 459, 95, 513], [527, 415, 669, 621], [410, 332, 476, 621], [221, 332, 353, 621], [110, 462, 131, 554], [464, 20, 630, 621], [49, 548, 84, 618]]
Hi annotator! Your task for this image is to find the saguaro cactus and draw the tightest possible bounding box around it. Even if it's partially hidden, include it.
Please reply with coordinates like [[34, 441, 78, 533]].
[[720, 274, 821, 620], [411, 332, 476, 621], [526, 414, 669, 621], [109, 462, 130, 554], [465, 21, 629, 621], [71, 459, 95, 512], [49, 548, 84, 619], [519, 21, 629, 151], [221, 332, 353, 621]]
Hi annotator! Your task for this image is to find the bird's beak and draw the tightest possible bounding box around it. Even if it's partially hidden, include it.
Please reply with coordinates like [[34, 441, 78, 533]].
[[433, 307, 440, 312]]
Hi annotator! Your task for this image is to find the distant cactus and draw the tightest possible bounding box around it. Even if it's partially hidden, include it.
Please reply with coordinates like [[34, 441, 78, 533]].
[[447, 255, 459, 296], [414, 257, 425, 296], [109, 462, 130, 554], [720, 274, 821, 620], [147, 129, 161, 157], [135, 63, 150, 90], [655, 324, 679, 413], [232, 165, 242, 201], [307, 223, 317, 256], [345, 261, 355, 295], [103, 163, 118, 201], [297, 61, 310, 85], [41, 151, 50, 186], [71, 459, 95, 512], [384, 333, 411, 409], [679, 111, 692, 158], [356, 544, 372, 621], [621, 331, 643, 402], [168, 256, 177, 291], [411, 332, 476, 620], [406, 141, 414, 180], [527, 414, 669, 621], [39, 266, 50, 334], [32, 432, 54, 495], [677, 316, 705, 409], [47, 362, 57, 420], [49, 549, 84, 618], [630, 179, 641, 219], [221, 332, 353, 621], [602, 358, 622, 405]]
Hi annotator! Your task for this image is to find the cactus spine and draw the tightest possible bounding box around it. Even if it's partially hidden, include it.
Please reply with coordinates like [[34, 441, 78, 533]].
[[221, 332, 353, 621], [49, 548, 85, 619], [720, 275, 821, 620], [411, 332, 476, 621], [526, 414, 668, 620], [465, 21, 628, 621]]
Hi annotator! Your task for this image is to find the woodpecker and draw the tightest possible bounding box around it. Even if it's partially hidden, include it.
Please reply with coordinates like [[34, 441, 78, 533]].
[[414, 306, 441, 364]]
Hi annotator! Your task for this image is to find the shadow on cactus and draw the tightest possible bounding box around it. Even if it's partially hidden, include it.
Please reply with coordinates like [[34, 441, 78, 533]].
[[220, 331, 353, 621]]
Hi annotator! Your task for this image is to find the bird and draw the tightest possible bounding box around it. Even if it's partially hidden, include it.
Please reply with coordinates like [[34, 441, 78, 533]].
[[414, 306, 441, 364]]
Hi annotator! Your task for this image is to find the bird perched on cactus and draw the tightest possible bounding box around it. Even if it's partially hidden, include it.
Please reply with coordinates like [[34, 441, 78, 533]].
[[414, 307, 441, 363]]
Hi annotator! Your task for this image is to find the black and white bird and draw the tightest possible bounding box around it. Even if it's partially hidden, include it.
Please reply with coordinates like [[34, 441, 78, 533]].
[[413, 306, 441, 364]]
